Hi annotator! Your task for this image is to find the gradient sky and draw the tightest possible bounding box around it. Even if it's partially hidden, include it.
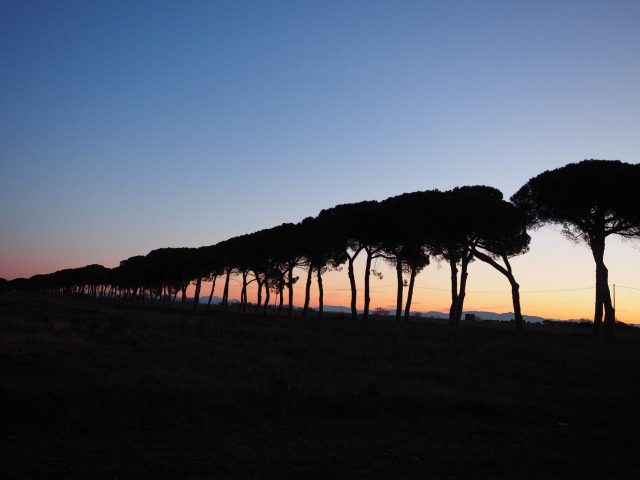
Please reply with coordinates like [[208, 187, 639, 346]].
[[2, 1, 640, 320]]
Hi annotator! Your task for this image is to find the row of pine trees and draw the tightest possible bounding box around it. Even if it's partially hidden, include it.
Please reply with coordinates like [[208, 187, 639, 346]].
[[4, 160, 640, 339]]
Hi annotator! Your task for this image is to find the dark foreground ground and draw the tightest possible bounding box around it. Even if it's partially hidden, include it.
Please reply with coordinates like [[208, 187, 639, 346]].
[[1, 295, 640, 479]]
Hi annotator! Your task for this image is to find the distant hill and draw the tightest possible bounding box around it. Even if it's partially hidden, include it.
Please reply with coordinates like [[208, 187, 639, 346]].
[[198, 295, 223, 304], [421, 310, 547, 324], [194, 297, 577, 324], [315, 305, 551, 323]]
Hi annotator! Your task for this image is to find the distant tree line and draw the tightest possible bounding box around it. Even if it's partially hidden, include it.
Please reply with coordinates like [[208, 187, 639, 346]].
[[2, 160, 639, 339]]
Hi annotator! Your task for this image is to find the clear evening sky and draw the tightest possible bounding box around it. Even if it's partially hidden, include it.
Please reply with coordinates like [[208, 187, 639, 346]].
[[1, 1, 640, 320]]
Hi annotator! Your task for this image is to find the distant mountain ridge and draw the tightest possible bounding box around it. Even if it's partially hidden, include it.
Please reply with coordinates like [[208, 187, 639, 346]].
[[319, 305, 553, 323], [198, 297, 568, 324]]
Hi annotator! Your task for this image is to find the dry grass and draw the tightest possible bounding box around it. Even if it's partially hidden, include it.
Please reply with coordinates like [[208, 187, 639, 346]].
[[2, 294, 640, 479]]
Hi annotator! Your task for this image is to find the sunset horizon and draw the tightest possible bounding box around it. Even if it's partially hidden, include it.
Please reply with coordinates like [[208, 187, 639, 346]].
[[3, 2, 640, 477]]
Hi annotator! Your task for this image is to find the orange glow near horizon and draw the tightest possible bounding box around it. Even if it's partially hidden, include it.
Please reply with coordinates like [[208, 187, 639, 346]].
[[4, 228, 640, 324], [182, 229, 640, 324]]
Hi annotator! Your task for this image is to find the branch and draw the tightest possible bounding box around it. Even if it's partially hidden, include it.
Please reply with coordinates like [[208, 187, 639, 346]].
[[471, 248, 510, 278]]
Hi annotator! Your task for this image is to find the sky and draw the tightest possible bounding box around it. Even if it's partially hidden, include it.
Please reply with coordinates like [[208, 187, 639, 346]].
[[1, 1, 640, 321]]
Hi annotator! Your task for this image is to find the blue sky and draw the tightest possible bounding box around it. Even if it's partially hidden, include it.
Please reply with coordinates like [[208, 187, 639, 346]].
[[1, 0, 640, 281]]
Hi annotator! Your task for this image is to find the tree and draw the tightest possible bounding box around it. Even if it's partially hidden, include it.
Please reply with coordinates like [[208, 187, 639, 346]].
[[188, 247, 214, 310], [379, 191, 437, 321], [317, 201, 381, 320], [263, 223, 306, 317], [144, 248, 194, 309], [214, 240, 240, 312], [469, 192, 530, 330], [430, 188, 487, 326], [512, 159, 640, 338], [299, 216, 347, 318], [241, 228, 272, 313], [201, 244, 224, 308]]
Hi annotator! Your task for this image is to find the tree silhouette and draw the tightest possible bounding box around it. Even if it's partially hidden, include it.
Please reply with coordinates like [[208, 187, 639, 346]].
[[430, 188, 486, 326], [13, 159, 637, 338], [379, 191, 436, 321], [240, 228, 272, 313], [214, 240, 240, 312], [258, 223, 305, 317], [189, 247, 213, 310], [201, 244, 224, 308], [317, 202, 380, 320], [299, 216, 347, 318], [143, 248, 194, 308], [512, 159, 640, 338], [468, 190, 530, 330], [357, 202, 387, 321]]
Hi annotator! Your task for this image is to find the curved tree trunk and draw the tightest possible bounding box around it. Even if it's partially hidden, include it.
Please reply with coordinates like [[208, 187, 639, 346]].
[[240, 271, 248, 313], [222, 269, 231, 312], [180, 284, 187, 309], [207, 275, 217, 308], [363, 250, 373, 320], [263, 285, 270, 315], [454, 255, 470, 325], [448, 259, 459, 326], [317, 268, 324, 319], [593, 279, 603, 336], [347, 255, 358, 320], [404, 265, 417, 322], [287, 266, 294, 318], [193, 277, 202, 310], [599, 262, 616, 339], [303, 265, 313, 317], [395, 257, 403, 322], [591, 235, 615, 339], [472, 249, 524, 330], [510, 278, 522, 330], [255, 278, 263, 313]]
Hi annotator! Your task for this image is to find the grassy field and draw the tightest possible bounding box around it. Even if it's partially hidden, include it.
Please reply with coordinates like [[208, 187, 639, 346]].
[[1, 294, 640, 479]]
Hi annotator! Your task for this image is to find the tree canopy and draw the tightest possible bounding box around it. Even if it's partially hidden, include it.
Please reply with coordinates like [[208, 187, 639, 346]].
[[512, 159, 640, 337], [8, 160, 639, 338]]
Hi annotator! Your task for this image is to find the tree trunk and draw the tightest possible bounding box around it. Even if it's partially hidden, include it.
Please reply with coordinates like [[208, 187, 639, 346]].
[[591, 236, 615, 339], [602, 273, 615, 339], [395, 257, 403, 322], [180, 285, 187, 309], [471, 249, 524, 330], [317, 268, 324, 319], [448, 258, 459, 326], [593, 279, 603, 336], [207, 275, 217, 308], [363, 250, 373, 320], [241, 271, 248, 313], [303, 265, 313, 317], [404, 265, 417, 322], [455, 255, 470, 325], [347, 256, 358, 320], [193, 278, 202, 310], [263, 285, 270, 315], [255, 279, 263, 313], [287, 266, 294, 318], [510, 277, 522, 330], [278, 287, 284, 315], [222, 269, 231, 312]]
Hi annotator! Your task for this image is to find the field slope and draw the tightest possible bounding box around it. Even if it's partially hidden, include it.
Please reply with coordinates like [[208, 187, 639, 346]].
[[1, 295, 640, 479]]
